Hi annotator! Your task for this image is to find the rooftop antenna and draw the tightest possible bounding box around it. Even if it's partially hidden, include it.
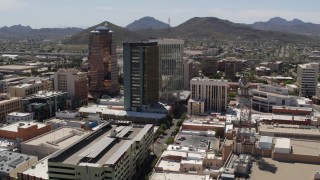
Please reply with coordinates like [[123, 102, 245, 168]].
[[168, 18, 171, 38]]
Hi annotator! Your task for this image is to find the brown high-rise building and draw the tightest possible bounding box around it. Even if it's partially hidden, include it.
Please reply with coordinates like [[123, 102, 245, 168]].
[[88, 25, 119, 97]]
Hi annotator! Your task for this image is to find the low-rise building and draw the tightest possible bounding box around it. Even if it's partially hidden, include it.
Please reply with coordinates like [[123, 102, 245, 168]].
[[9, 80, 49, 98], [259, 124, 320, 140], [79, 105, 167, 124], [47, 122, 154, 180], [252, 84, 311, 112], [21, 127, 90, 159], [6, 112, 33, 124], [0, 121, 51, 141], [22, 91, 67, 121], [0, 151, 37, 179], [0, 65, 38, 74], [18, 158, 49, 180], [0, 93, 22, 122]]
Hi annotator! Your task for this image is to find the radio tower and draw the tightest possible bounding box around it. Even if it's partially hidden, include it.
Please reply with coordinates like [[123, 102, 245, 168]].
[[237, 75, 252, 143], [168, 18, 171, 38]]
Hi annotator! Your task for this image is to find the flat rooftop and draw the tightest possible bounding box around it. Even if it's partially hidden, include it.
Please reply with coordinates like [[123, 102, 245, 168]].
[[49, 123, 153, 167], [21, 158, 48, 179], [0, 122, 47, 132], [151, 172, 209, 180], [259, 124, 320, 137], [0, 65, 37, 70], [0, 151, 37, 174], [250, 157, 319, 180], [22, 127, 90, 150], [175, 133, 219, 151], [79, 105, 167, 119], [291, 140, 320, 156], [0, 96, 20, 104], [7, 112, 32, 117]]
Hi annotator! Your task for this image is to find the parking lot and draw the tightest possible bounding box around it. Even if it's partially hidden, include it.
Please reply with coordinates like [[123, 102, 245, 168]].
[[174, 134, 219, 151]]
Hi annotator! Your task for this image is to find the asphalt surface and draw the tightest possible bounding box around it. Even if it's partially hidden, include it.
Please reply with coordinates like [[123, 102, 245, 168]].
[[153, 119, 179, 157]]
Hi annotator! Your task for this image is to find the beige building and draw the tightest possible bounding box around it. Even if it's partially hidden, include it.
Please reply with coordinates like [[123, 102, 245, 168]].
[[0, 93, 22, 122], [9, 80, 50, 98], [189, 77, 228, 113], [21, 127, 90, 159], [188, 99, 205, 115], [47, 122, 154, 180], [54, 68, 88, 109], [297, 63, 319, 97]]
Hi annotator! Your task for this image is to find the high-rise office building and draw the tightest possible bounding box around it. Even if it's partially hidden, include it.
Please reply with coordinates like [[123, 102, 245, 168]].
[[201, 56, 218, 76], [149, 39, 184, 101], [123, 42, 159, 111], [88, 25, 119, 97], [225, 58, 237, 79], [54, 68, 88, 109], [189, 77, 228, 112], [297, 63, 319, 97]]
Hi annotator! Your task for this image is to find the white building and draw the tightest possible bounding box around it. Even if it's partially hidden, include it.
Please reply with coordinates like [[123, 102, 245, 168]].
[[252, 84, 312, 112], [189, 77, 228, 113], [297, 63, 319, 97], [149, 39, 184, 101], [6, 112, 33, 124], [274, 138, 291, 154]]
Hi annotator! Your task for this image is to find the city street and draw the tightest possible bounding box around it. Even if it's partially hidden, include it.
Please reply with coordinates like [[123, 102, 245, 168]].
[[153, 119, 179, 157]]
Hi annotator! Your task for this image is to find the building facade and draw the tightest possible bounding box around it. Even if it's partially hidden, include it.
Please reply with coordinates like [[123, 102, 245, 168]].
[[189, 77, 228, 113], [201, 56, 218, 76], [88, 25, 119, 97], [0, 151, 37, 179], [9, 80, 47, 98], [47, 123, 154, 180], [0, 121, 51, 141], [54, 68, 88, 109], [123, 42, 159, 112], [297, 63, 319, 97], [0, 93, 22, 122], [224, 58, 237, 79], [149, 39, 184, 101], [6, 112, 33, 124], [22, 91, 67, 121], [252, 84, 312, 112]]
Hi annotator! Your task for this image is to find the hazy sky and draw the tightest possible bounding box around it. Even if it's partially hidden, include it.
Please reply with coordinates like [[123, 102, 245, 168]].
[[1, 0, 319, 28]]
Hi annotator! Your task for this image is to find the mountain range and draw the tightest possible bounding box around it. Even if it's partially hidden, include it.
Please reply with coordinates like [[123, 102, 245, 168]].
[[250, 17, 320, 36], [0, 24, 83, 40], [2, 16, 320, 43], [63, 16, 320, 45]]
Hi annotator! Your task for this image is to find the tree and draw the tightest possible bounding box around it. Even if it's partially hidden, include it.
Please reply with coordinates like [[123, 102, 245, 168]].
[[159, 124, 167, 131], [228, 92, 236, 99], [215, 128, 225, 138], [165, 137, 174, 145]]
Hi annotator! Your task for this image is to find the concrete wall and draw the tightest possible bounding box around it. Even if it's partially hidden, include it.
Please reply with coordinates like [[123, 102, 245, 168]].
[[272, 152, 320, 164]]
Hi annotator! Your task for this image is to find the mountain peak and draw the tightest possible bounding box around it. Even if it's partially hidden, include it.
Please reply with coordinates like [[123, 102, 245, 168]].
[[126, 16, 169, 31], [268, 17, 288, 24], [251, 17, 320, 36]]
